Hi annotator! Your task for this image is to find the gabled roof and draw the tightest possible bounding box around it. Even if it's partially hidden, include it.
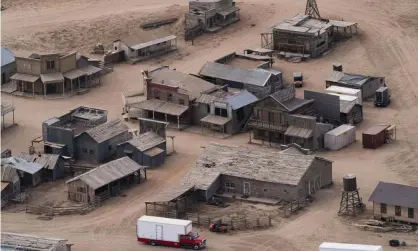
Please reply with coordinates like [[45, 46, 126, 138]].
[[1, 166, 19, 183], [83, 119, 128, 143], [1, 48, 15, 67], [122, 131, 166, 152], [197, 87, 258, 110], [18, 152, 60, 170], [198, 61, 272, 87], [66, 157, 144, 189], [1, 157, 43, 174], [326, 71, 373, 87], [268, 87, 314, 112], [368, 181, 418, 209], [183, 143, 318, 190]]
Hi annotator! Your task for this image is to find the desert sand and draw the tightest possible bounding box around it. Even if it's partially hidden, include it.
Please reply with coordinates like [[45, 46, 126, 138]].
[[1, 0, 418, 250]]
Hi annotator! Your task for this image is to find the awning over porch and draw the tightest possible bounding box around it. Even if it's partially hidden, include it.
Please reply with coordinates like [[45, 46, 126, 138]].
[[79, 65, 102, 75], [201, 114, 231, 125], [63, 68, 86, 80], [40, 72, 64, 84], [144, 147, 164, 157], [133, 99, 189, 116], [145, 184, 194, 203], [284, 126, 313, 139], [10, 73, 39, 83]]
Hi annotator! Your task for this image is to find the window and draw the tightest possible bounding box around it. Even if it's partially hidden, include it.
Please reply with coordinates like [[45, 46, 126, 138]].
[[154, 90, 160, 99], [408, 208, 414, 219], [89, 149, 95, 155], [179, 99, 185, 105], [168, 93, 173, 102], [207, 104, 210, 113], [215, 107, 227, 118], [82, 148, 87, 154], [77, 187, 86, 193], [380, 203, 387, 214], [268, 111, 274, 123], [225, 182, 235, 189], [114, 46, 117, 50], [395, 206, 401, 216], [263, 188, 268, 192], [46, 60, 55, 70]]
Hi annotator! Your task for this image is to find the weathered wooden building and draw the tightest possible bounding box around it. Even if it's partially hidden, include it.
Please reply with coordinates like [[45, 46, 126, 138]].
[[1, 165, 20, 201], [369, 182, 418, 224], [66, 157, 146, 204], [134, 66, 215, 130], [1, 157, 43, 187], [1, 100, 16, 129], [18, 152, 65, 181], [196, 85, 258, 135], [111, 35, 177, 64], [1, 48, 16, 84], [74, 119, 130, 164], [266, 14, 357, 59], [214, 51, 273, 69], [185, 0, 239, 40], [117, 131, 167, 168], [1, 232, 72, 251], [10, 52, 102, 97], [43, 106, 108, 157], [198, 61, 283, 98], [182, 143, 333, 202], [326, 65, 385, 99]]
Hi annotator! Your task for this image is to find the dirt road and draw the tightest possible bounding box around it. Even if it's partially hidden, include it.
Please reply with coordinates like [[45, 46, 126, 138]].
[[1, 0, 418, 250]]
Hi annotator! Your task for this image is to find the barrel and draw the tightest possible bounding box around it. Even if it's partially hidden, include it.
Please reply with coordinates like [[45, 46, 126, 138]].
[[343, 174, 357, 192]]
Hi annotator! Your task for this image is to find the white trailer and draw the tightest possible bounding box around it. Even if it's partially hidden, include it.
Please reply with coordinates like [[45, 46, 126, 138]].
[[325, 86, 363, 105], [324, 124, 356, 150], [319, 242, 383, 251], [328, 93, 360, 106]]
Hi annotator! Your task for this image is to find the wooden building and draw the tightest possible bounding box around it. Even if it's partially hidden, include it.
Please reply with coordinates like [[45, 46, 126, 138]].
[[111, 35, 177, 64], [198, 61, 283, 99], [1, 47, 16, 84], [117, 131, 167, 168], [1, 157, 43, 187], [74, 119, 130, 164], [1, 100, 15, 129], [196, 86, 258, 135], [66, 157, 146, 204], [1, 165, 20, 201], [267, 14, 357, 59], [18, 152, 65, 181], [182, 143, 333, 203], [368, 181, 418, 224], [134, 66, 215, 130], [1, 232, 72, 251], [214, 51, 273, 69], [10, 52, 102, 97]]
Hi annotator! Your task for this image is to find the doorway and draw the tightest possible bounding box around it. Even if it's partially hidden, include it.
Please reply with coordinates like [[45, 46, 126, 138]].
[[46, 84, 56, 94], [2, 73, 5, 84], [243, 182, 251, 196], [156, 225, 163, 240]]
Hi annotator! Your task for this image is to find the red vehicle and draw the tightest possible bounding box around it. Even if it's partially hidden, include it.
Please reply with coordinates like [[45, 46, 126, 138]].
[[137, 216, 207, 250], [209, 222, 228, 233]]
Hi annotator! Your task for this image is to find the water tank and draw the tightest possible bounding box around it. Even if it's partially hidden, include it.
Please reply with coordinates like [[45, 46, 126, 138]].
[[343, 174, 357, 192], [333, 63, 343, 72]]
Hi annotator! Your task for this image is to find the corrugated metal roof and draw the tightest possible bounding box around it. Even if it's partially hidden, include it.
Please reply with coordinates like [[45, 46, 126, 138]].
[[1, 166, 19, 183], [340, 100, 355, 114], [325, 124, 355, 136], [1, 48, 15, 67], [18, 152, 60, 170], [199, 61, 272, 87], [326, 71, 345, 83], [339, 73, 370, 86], [281, 98, 313, 112], [10, 73, 39, 83], [368, 181, 418, 209], [131, 35, 177, 50], [1, 101, 15, 116], [144, 147, 164, 157], [66, 157, 144, 189], [84, 119, 128, 143], [40, 72, 64, 84], [79, 65, 101, 75], [1, 157, 43, 174], [145, 183, 195, 203], [63, 68, 86, 79], [124, 131, 165, 152], [132, 99, 189, 116], [284, 126, 313, 139], [273, 15, 333, 36], [225, 90, 258, 110], [200, 114, 231, 125]]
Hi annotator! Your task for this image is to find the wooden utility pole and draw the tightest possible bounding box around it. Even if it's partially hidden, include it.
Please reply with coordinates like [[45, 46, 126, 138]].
[[305, 0, 321, 19]]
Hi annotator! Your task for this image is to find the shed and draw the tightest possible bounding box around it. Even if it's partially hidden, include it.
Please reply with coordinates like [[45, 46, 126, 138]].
[[116, 131, 167, 168], [74, 119, 130, 163], [324, 124, 356, 150], [1, 48, 16, 84], [1, 165, 20, 199], [319, 242, 382, 251], [1, 232, 72, 251], [18, 152, 65, 181], [362, 124, 390, 149], [1, 157, 43, 187], [66, 157, 146, 203], [145, 183, 195, 215]]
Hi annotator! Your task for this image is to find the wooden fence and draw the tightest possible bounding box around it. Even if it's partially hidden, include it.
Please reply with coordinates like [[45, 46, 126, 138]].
[[26, 204, 93, 216], [185, 213, 272, 230], [281, 198, 308, 218]]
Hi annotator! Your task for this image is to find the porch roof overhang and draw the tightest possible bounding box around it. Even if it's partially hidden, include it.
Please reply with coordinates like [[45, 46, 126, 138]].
[[284, 126, 313, 139], [63, 68, 87, 80], [132, 99, 189, 116], [79, 65, 102, 75], [10, 73, 39, 83], [201, 114, 231, 126], [40, 72, 64, 84]]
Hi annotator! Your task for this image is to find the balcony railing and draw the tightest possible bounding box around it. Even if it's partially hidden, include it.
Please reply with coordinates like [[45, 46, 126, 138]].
[[247, 118, 288, 132]]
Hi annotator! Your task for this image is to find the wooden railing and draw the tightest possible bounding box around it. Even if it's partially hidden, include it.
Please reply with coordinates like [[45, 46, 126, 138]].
[[185, 213, 272, 230]]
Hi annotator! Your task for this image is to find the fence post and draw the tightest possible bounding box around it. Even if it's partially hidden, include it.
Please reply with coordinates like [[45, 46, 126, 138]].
[[197, 213, 200, 225]]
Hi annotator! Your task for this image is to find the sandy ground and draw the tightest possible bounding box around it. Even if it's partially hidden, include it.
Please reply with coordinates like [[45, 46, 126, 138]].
[[1, 0, 418, 250]]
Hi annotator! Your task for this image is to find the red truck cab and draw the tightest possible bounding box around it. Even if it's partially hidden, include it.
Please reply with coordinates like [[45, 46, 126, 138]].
[[179, 232, 207, 249]]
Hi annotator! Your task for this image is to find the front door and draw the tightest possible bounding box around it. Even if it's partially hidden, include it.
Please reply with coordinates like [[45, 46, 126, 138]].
[[156, 225, 163, 240], [243, 182, 251, 196], [2, 73, 5, 84], [46, 84, 56, 94]]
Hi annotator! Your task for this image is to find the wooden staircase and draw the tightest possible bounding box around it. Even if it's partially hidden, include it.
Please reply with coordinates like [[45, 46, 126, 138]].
[[97, 61, 113, 74]]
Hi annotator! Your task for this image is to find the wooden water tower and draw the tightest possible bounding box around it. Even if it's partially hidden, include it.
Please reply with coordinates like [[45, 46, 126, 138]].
[[338, 174, 365, 216]]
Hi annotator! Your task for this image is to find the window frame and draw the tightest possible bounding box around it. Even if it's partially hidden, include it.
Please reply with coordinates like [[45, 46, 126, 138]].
[[46, 60, 55, 70], [408, 208, 414, 219], [179, 99, 185, 105], [395, 205, 401, 216], [380, 203, 387, 214]]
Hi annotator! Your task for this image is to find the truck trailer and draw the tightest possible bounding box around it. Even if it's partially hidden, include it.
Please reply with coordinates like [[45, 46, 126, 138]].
[[137, 216, 207, 250], [319, 242, 383, 251]]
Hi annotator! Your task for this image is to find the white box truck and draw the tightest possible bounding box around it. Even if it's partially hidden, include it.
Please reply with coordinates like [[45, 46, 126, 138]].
[[137, 215, 207, 250], [328, 93, 360, 106], [325, 86, 363, 105], [319, 242, 383, 251]]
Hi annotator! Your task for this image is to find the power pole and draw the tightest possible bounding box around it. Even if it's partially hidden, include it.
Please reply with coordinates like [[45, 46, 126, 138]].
[[305, 0, 321, 19]]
